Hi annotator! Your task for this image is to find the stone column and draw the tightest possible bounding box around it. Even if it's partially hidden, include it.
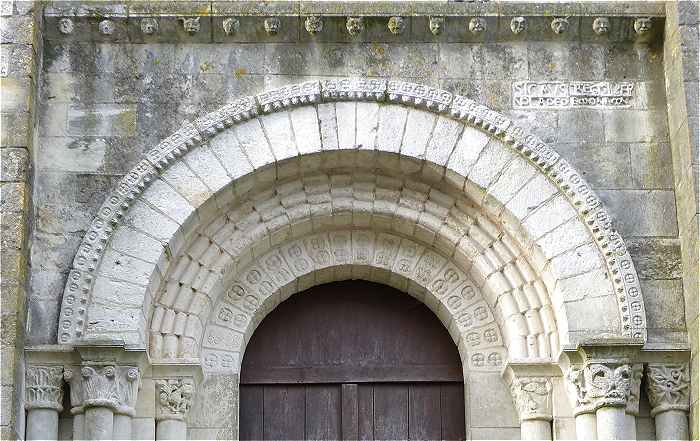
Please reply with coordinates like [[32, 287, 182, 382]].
[[646, 363, 690, 441], [114, 367, 141, 440], [24, 366, 64, 441], [63, 367, 85, 440], [586, 363, 634, 441], [79, 364, 141, 440], [155, 378, 195, 440], [509, 377, 553, 440], [564, 368, 597, 440], [621, 364, 644, 440]]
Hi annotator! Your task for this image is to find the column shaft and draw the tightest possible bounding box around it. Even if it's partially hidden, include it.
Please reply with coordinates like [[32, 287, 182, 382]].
[[574, 412, 597, 440], [114, 414, 133, 440], [596, 406, 628, 440], [620, 413, 637, 440], [26, 408, 59, 441], [72, 413, 85, 440], [85, 406, 115, 440], [156, 419, 187, 440], [654, 409, 689, 441], [520, 419, 552, 440]]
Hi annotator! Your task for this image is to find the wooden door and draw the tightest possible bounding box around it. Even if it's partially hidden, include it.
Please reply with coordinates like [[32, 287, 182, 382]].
[[240, 281, 466, 441]]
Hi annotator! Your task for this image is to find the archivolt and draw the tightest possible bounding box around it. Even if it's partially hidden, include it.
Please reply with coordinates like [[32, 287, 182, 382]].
[[57, 78, 646, 355]]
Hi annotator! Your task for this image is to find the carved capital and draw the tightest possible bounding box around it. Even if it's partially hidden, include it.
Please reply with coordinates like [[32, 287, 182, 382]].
[[564, 367, 595, 415], [586, 363, 633, 409], [510, 377, 552, 422], [156, 378, 195, 421], [626, 364, 644, 416], [25, 366, 64, 411], [78, 365, 140, 413], [646, 363, 690, 417], [63, 367, 84, 413]]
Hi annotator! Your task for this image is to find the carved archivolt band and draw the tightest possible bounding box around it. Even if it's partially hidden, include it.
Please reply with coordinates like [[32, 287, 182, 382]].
[[25, 366, 64, 411], [57, 78, 646, 351]]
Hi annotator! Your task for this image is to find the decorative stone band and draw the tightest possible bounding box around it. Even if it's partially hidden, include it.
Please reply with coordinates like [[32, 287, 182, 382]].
[[57, 78, 647, 346], [509, 377, 553, 422], [67, 365, 141, 415], [155, 378, 195, 422], [25, 366, 64, 411], [646, 363, 690, 417]]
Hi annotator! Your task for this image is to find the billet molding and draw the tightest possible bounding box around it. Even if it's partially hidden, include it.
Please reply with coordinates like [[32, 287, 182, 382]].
[[57, 78, 647, 347]]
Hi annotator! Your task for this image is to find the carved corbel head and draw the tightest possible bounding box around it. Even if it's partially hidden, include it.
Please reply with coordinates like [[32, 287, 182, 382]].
[[468, 17, 486, 34], [180, 17, 201, 35], [98, 19, 115, 36], [429, 16, 444, 35], [58, 18, 74, 35], [510, 16, 527, 34], [592, 17, 610, 35], [264, 17, 281, 35], [551, 17, 569, 34], [140, 18, 158, 35], [633, 17, 652, 35], [346, 17, 364, 36], [388, 16, 406, 35], [305, 16, 323, 34], [222, 17, 240, 36]]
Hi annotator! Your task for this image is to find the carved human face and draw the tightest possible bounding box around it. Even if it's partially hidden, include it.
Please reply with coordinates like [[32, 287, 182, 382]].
[[469, 17, 486, 34], [222, 17, 240, 36], [551, 17, 569, 34], [98, 19, 115, 36], [387, 16, 405, 35], [429, 16, 444, 35], [346, 17, 363, 36], [264, 17, 281, 35], [58, 18, 74, 35], [140, 18, 158, 35], [180, 17, 200, 35], [304, 16, 323, 34], [510, 16, 527, 34], [634, 17, 652, 34], [592, 17, 609, 35]]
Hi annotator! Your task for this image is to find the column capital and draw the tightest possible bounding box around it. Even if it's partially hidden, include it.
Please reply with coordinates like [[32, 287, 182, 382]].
[[66, 364, 141, 415], [565, 361, 642, 414], [25, 366, 64, 411], [509, 377, 553, 422], [155, 378, 195, 421], [646, 363, 690, 417]]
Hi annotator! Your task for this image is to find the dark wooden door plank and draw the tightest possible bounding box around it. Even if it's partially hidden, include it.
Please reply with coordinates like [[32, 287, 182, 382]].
[[263, 385, 305, 440], [441, 383, 466, 441], [342, 384, 359, 441], [305, 384, 341, 440], [373, 384, 409, 441], [240, 385, 263, 441], [409, 384, 442, 440]]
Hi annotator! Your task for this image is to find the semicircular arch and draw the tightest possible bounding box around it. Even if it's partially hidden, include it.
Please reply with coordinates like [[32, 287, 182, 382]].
[[57, 79, 646, 357]]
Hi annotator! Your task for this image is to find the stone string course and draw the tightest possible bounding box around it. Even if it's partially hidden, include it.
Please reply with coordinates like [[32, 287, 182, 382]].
[[57, 78, 646, 355]]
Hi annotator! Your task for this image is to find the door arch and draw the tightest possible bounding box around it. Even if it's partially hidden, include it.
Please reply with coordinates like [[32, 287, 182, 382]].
[[240, 280, 466, 440]]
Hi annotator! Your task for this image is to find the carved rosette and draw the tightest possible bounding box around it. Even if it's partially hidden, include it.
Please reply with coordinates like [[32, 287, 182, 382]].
[[510, 377, 552, 422], [156, 378, 195, 421], [586, 363, 633, 409], [25, 366, 64, 411], [646, 364, 690, 417]]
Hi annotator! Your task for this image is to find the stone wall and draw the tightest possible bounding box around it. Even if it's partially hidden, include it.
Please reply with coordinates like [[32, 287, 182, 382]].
[[6, 1, 698, 439], [663, 1, 699, 437], [1, 1, 41, 438]]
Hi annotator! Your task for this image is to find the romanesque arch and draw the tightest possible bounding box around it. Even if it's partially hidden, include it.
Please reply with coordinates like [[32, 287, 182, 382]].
[[58, 79, 646, 365]]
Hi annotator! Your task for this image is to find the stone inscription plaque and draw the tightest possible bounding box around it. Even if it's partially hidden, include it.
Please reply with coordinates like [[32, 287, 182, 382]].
[[513, 81, 634, 108]]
